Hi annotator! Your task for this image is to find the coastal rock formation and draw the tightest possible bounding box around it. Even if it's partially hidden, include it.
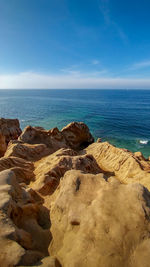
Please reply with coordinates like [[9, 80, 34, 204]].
[[19, 126, 66, 153], [49, 170, 150, 267], [32, 148, 101, 195], [61, 122, 94, 149], [0, 118, 22, 157], [0, 132, 7, 157], [86, 141, 150, 190], [5, 140, 50, 161], [19, 122, 94, 152], [0, 170, 51, 266], [0, 156, 34, 183], [1, 119, 150, 266]]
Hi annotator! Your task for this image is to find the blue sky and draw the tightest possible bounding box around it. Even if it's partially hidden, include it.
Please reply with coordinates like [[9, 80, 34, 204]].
[[0, 0, 150, 89]]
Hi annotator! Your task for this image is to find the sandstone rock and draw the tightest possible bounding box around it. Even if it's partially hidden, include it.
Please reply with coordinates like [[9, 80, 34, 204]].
[[19, 126, 67, 151], [0, 118, 22, 142], [19, 122, 94, 152], [0, 170, 26, 266], [5, 140, 50, 161], [0, 170, 51, 266], [49, 170, 150, 267], [134, 151, 150, 170], [61, 122, 94, 149], [32, 148, 101, 195], [0, 132, 7, 157], [0, 156, 34, 183], [1, 120, 150, 267], [0, 118, 22, 157], [86, 142, 150, 190], [35, 256, 61, 267], [134, 151, 146, 159]]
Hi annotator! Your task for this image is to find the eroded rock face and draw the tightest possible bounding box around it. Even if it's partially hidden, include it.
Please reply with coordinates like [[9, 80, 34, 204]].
[[19, 122, 94, 151], [0, 132, 7, 157], [86, 142, 150, 190], [1, 119, 150, 267], [0, 170, 51, 266], [61, 122, 94, 149], [0, 118, 22, 157], [0, 156, 34, 183], [32, 148, 102, 195], [19, 126, 67, 154], [5, 140, 51, 161], [49, 170, 150, 267], [0, 118, 22, 143]]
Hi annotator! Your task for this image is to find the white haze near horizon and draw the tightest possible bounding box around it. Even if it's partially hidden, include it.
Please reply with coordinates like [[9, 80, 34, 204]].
[[0, 72, 150, 89]]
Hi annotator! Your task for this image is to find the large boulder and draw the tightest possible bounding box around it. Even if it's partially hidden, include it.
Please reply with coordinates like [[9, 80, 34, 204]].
[[86, 142, 150, 190], [0, 118, 22, 157], [49, 170, 150, 267], [61, 122, 94, 149]]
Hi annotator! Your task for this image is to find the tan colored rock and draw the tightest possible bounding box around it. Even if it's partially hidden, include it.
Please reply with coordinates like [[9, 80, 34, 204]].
[[0, 118, 22, 157], [49, 170, 150, 267], [0, 239, 25, 267], [1, 120, 150, 267], [35, 256, 61, 267], [61, 122, 94, 149], [134, 151, 150, 170], [0, 170, 51, 266], [97, 137, 102, 143], [19, 126, 67, 152], [0, 156, 34, 183], [86, 142, 150, 189], [134, 151, 145, 159], [5, 140, 50, 161], [19, 122, 94, 152], [32, 148, 101, 195], [0, 170, 27, 266]]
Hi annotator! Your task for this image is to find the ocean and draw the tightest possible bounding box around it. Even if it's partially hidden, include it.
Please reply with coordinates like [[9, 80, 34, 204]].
[[0, 89, 150, 158]]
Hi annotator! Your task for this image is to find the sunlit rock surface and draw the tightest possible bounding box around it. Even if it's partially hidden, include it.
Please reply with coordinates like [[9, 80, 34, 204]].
[[19, 122, 94, 151], [49, 170, 150, 267], [0, 170, 51, 266], [32, 148, 101, 195], [86, 141, 150, 189], [5, 140, 50, 161], [0, 119, 150, 267]]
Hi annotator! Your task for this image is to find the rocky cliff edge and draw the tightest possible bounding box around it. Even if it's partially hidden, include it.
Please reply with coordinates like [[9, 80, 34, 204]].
[[0, 118, 150, 267]]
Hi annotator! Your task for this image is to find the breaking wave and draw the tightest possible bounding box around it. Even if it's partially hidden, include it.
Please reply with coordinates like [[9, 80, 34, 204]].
[[139, 140, 149, 145]]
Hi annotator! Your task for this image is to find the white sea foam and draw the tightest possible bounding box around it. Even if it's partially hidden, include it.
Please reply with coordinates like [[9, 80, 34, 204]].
[[139, 140, 148, 145]]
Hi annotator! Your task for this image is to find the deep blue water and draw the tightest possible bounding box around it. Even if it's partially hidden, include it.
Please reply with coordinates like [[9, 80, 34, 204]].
[[0, 89, 150, 158]]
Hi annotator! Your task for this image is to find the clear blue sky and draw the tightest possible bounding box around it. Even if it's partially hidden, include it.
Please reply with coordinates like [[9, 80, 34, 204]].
[[0, 0, 150, 89]]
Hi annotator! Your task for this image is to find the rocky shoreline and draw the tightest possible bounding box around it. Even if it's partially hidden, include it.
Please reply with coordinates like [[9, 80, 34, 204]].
[[0, 118, 150, 267]]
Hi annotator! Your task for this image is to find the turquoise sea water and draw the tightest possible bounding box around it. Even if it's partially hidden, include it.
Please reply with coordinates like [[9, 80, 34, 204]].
[[0, 89, 150, 158]]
